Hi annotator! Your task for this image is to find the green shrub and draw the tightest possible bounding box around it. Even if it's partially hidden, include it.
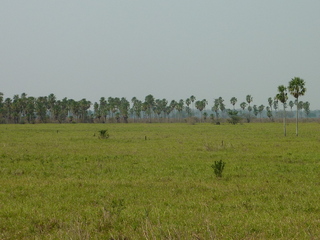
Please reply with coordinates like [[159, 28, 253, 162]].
[[98, 129, 109, 139], [211, 160, 226, 177]]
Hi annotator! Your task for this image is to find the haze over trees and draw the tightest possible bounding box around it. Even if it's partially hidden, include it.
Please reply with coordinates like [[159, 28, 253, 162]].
[[0, 77, 311, 125]]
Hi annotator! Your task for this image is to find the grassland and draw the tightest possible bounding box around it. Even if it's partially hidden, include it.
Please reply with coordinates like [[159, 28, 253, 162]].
[[1, 122, 320, 239]]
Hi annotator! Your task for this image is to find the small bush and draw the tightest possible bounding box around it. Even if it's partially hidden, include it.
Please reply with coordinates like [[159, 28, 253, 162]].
[[211, 160, 226, 178], [98, 129, 109, 139]]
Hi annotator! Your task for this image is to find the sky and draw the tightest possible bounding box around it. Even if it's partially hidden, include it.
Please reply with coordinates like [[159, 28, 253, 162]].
[[1, 1, 320, 109]]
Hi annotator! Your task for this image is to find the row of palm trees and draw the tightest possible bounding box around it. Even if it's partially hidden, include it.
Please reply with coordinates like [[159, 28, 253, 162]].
[[0, 77, 308, 125], [0, 93, 92, 124]]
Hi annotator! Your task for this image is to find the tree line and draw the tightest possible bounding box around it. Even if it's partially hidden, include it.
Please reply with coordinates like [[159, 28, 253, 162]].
[[0, 77, 309, 125]]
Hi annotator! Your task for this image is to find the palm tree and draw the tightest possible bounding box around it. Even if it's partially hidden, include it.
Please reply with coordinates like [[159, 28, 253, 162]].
[[169, 100, 177, 120], [240, 102, 247, 113], [195, 99, 207, 122], [288, 100, 294, 111], [25, 96, 36, 123], [36, 96, 48, 123], [119, 97, 130, 123], [253, 105, 258, 118], [4, 98, 13, 123], [275, 85, 288, 136], [273, 98, 278, 116], [303, 102, 310, 117], [212, 99, 220, 121], [185, 98, 191, 117], [267, 97, 273, 121], [144, 94, 155, 123], [218, 97, 225, 117], [266, 106, 273, 121], [288, 77, 307, 136], [47, 93, 56, 121], [258, 105, 265, 121], [154, 99, 164, 121], [176, 99, 184, 122], [190, 95, 196, 116], [230, 97, 237, 110], [246, 95, 253, 122]]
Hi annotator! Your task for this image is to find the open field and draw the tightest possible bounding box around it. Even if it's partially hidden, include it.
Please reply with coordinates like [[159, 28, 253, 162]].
[[1, 122, 320, 239]]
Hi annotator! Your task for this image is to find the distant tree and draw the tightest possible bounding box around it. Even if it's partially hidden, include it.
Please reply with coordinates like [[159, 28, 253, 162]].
[[275, 85, 288, 136], [195, 99, 207, 122], [268, 97, 273, 120], [297, 101, 304, 118], [230, 97, 237, 110], [79, 98, 91, 122], [93, 102, 100, 122], [253, 105, 259, 117], [185, 98, 191, 117], [246, 95, 253, 122], [203, 112, 208, 122], [240, 102, 247, 113], [144, 94, 155, 123], [36, 96, 48, 123], [25, 96, 36, 123], [4, 98, 13, 123], [190, 95, 196, 116], [258, 105, 265, 121], [47, 93, 56, 121], [288, 77, 307, 136], [227, 109, 241, 124], [210, 113, 214, 123], [119, 97, 130, 123], [99, 97, 108, 122], [266, 106, 273, 121], [288, 100, 294, 112], [212, 99, 220, 122], [132, 99, 142, 121], [273, 98, 278, 116], [303, 101, 310, 117], [218, 97, 225, 117], [268, 97, 273, 111], [176, 99, 184, 121], [154, 99, 163, 121]]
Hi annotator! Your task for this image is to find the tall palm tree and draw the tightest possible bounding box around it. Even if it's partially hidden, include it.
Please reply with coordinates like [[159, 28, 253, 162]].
[[275, 85, 288, 136], [288, 77, 306, 136]]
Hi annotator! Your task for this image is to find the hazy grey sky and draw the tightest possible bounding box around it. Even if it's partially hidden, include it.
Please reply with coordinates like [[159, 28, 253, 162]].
[[1, 1, 319, 109]]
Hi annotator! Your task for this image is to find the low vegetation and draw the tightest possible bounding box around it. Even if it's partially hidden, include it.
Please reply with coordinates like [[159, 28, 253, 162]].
[[1, 122, 320, 239]]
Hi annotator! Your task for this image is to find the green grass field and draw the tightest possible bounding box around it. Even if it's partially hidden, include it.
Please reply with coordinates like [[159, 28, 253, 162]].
[[1, 122, 320, 239]]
